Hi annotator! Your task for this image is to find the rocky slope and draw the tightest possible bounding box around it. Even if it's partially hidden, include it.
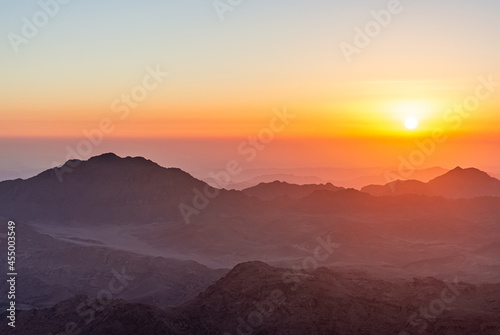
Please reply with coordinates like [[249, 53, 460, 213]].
[[2, 261, 500, 334], [0, 221, 227, 310]]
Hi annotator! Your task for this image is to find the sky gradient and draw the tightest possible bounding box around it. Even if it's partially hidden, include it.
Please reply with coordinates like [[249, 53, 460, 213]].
[[1, 0, 499, 180]]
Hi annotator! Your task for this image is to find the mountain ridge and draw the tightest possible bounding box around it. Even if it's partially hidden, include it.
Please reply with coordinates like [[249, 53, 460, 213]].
[[362, 166, 500, 199], [3, 261, 500, 335], [0, 153, 212, 224], [242, 180, 344, 201]]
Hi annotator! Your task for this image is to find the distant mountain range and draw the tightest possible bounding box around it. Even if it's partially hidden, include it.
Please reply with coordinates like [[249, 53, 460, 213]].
[[1, 153, 500, 334], [1, 153, 499, 275], [361, 167, 500, 199], [242, 180, 344, 201], [1, 154, 497, 227], [203, 166, 450, 190], [208, 173, 326, 190], [334, 166, 450, 189]]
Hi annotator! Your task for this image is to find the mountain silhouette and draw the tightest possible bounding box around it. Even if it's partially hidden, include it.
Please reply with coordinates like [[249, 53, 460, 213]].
[[1, 155, 500, 334], [1, 154, 499, 279], [242, 180, 343, 201], [0, 153, 212, 224], [428, 166, 500, 198], [361, 167, 500, 199]]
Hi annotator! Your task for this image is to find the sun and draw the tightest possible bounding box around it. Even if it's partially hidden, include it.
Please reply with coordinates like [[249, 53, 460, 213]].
[[404, 117, 419, 130], [385, 99, 439, 132]]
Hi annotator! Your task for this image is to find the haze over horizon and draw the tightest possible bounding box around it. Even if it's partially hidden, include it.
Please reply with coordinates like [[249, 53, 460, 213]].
[[2, 1, 500, 332], [1, 0, 500, 180]]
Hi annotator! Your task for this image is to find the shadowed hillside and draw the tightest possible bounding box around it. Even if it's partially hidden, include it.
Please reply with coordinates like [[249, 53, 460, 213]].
[[2, 262, 500, 335]]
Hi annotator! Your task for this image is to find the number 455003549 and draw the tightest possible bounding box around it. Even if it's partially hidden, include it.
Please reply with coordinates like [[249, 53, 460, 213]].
[[7, 221, 16, 272]]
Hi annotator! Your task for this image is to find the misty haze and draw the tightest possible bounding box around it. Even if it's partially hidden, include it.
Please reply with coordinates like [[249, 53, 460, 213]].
[[1, 0, 500, 334]]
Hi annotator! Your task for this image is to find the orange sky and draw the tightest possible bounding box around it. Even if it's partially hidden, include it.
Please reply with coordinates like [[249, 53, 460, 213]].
[[1, 0, 499, 178]]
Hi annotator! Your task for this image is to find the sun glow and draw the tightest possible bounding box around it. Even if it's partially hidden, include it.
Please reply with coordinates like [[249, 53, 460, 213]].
[[404, 117, 419, 130], [383, 99, 441, 133], [392, 100, 435, 118]]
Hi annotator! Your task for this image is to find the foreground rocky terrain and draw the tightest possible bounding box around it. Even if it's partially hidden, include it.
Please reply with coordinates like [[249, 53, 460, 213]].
[[2, 261, 499, 334]]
